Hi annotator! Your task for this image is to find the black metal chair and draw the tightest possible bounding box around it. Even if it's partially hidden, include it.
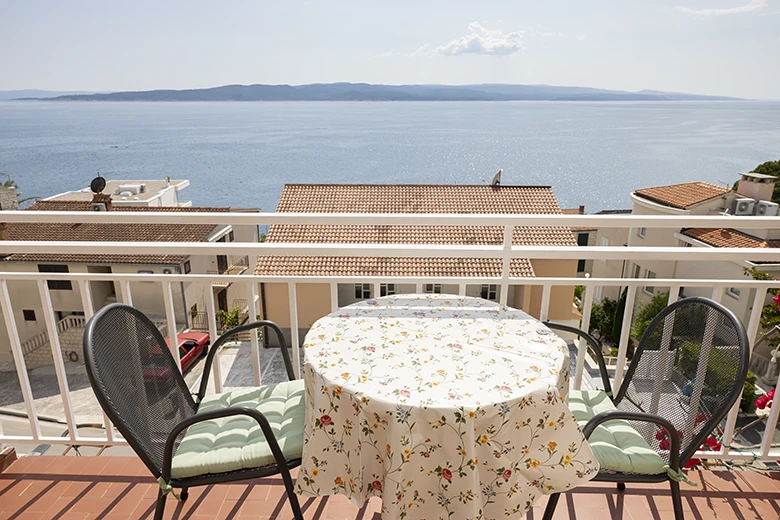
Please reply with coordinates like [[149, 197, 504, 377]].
[[543, 296, 749, 520], [83, 303, 304, 520]]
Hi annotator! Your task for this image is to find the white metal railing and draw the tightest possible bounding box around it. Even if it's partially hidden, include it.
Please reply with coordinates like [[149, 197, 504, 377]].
[[0, 210, 779, 463]]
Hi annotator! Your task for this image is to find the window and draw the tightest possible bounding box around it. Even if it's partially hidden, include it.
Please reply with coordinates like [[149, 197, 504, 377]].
[[228, 230, 235, 242], [380, 283, 395, 297], [632, 264, 641, 279], [727, 287, 741, 299], [354, 283, 371, 300], [424, 284, 442, 294], [637, 227, 646, 238], [23, 309, 36, 321], [644, 270, 656, 294], [184, 260, 191, 274], [577, 233, 589, 246], [594, 285, 603, 301], [481, 284, 498, 301], [577, 259, 586, 273], [38, 265, 72, 290]]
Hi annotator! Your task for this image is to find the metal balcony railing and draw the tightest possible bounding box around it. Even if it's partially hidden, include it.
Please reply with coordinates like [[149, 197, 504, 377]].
[[0, 210, 778, 463]]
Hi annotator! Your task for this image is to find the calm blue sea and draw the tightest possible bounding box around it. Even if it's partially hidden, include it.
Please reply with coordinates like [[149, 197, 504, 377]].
[[0, 101, 778, 212]]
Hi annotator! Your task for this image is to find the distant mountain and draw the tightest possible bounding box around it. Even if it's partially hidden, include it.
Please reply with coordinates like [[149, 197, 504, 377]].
[[13, 83, 740, 102], [0, 89, 102, 101]]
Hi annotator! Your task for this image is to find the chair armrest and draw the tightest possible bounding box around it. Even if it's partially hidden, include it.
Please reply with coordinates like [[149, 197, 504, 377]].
[[161, 406, 291, 482], [197, 320, 295, 401], [582, 410, 681, 471], [544, 321, 613, 397]]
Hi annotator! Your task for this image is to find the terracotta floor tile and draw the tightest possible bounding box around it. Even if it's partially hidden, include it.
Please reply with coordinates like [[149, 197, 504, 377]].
[[3, 457, 780, 520]]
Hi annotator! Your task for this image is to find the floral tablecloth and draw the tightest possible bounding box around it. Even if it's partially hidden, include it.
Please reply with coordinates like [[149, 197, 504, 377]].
[[295, 294, 598, 519]]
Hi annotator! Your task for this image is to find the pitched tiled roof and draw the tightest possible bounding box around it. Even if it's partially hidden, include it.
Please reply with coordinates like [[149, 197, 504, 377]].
[[257, 184, 572, 277], [255, 257, 534, 278], [561, 207, 595, 232], [682, 228, 780, 264], [634, 182, 730, 210], [277, 184, 562, 213], [265, 225, 575, 246], [682, 228, 780, 249], [3, 203, 227, 265]]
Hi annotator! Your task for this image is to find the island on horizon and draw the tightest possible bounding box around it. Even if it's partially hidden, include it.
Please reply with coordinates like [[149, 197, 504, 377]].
[[8, 83, 741, 102]]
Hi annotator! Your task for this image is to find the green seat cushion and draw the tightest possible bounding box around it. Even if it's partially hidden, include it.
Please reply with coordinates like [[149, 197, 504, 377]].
[[171, 379, 305, 479], [569, 389, 666, 475]]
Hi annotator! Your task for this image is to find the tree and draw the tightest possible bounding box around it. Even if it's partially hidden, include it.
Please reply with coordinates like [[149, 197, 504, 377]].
[[589, 296, 618, 343], [743, 266, 780, 348], [631, 292, 670, 341], [733, 160, 780, 203], [0, 172, 38, 205]]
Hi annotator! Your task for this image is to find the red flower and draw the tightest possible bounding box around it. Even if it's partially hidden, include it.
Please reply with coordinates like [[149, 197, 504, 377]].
[[399, 389, 411, 397], [423, 452, 430, 458], [677, 430, 684, 440], [656, 429, 668, 440], [366, 346, 376, 352], [695, 413, 708, 426], [372, 480, 382, 491], [441, 468, 452, 482], [320, 415, 333, 426], [755, 388, 776, 410], [684, 458, 700, 469], [660, 438, 671, 450], [502, 469, 512, 481], [704, 437, 722, 451]]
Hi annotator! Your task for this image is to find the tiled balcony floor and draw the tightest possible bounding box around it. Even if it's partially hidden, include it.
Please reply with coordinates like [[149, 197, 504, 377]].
[[2, 456, 779, 520]]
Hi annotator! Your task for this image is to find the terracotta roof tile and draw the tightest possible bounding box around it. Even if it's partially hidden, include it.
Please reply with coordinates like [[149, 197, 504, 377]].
[[255, 256, 534, 278], [560, 207, 595, 232], [276, 184, 562, 214], [265, 225, 575, 247], [2, 203, 228, 265], [682, 228, 780, 264], [256, 184, 571, 278], [682, 228, 780, 249], [634, 182, 730, 210]]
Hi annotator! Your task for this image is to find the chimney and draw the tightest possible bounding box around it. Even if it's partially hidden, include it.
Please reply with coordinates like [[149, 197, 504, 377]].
[[0, 222, 9, 241], [579, 205, 585, 215], [737, 172, 775, 202], [92, 192, 112, 211]]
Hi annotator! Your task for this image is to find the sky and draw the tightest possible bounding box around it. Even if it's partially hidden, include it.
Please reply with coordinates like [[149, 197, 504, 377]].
[[0, 0, 778, 99]]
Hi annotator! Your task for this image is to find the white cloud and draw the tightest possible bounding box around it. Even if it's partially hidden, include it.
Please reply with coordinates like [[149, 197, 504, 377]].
[[433, 22, 525, 56], [676, 0, 767, 17], [759, 10, 780, 15], [576, 34, 587, 41]]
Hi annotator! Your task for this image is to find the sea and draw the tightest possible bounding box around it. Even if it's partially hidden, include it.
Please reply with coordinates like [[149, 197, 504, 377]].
[[0, 100, 778, 213]]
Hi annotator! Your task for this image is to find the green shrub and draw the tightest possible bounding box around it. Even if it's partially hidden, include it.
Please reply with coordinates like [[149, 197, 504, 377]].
[[741, 372, 757, 412], [632, 292, 670, 341], [677, 340, 751, 408], [589, 296, 624, 344]]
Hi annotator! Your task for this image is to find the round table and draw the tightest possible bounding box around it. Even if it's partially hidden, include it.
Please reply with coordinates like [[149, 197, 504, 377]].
[[295, 294, 598, 520]]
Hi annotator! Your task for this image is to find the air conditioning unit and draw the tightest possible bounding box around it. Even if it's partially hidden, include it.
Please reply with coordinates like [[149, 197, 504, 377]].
[[162, 268, 173, 274], [91, 202, 107, 211], [732, 197, 756, 216], [756, 200, 779, 217]]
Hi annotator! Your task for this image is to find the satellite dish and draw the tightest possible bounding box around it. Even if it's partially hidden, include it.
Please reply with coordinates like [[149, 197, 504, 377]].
[[491, 169, 502, 187], [90, 175, 107, 194]]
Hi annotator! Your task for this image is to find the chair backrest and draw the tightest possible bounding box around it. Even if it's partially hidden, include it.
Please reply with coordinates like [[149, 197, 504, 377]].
[[615, 296, 749, 465], [83, 304, 197, 476]]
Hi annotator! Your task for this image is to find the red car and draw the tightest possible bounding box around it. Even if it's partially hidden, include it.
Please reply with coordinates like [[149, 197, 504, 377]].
[[144, 332, 210, 379], [166, 332, 210, 373]]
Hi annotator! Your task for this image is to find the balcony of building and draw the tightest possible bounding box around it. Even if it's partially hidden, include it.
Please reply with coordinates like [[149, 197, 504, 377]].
[[0, 210, 779, 519]]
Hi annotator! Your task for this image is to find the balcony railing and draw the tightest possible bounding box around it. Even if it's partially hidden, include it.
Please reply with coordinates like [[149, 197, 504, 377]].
[[0, 210, 779, 464]]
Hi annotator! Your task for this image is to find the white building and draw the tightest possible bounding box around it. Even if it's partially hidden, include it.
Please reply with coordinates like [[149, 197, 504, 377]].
[[629, 173, 780, 371], [0, 182, 258, 372]]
